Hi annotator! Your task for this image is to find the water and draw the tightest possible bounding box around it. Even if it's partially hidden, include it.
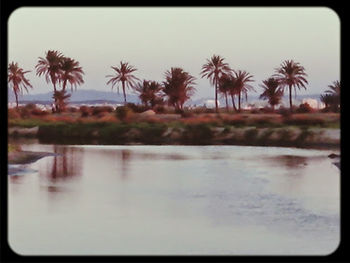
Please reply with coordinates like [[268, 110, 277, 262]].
[[8, 142, 340, 255]]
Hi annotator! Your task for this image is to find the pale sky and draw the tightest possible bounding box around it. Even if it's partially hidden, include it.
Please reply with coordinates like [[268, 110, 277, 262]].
[[8, 7, 340, 99]]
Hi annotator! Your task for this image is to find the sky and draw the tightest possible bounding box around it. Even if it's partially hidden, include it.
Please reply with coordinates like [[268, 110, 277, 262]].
[[8, 7, 340, 100]]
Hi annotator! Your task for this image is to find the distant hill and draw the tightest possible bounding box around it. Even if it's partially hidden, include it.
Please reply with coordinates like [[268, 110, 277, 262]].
[[8, 88, 322, 107], [188, 94, 322, 107], [8, 89, 140, 104]]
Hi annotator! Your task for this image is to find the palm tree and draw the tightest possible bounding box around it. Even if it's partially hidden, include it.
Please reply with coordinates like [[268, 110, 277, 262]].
[[326, 80, 340, 96], [163, 67, 196, 111], [274, 60, 308, 112], [320, 93, 334, 111], [326, 80, 340, 110], [52, 90, 71, 113], [218, 74, 235, 112], [35, 50, 64, 92], [106, 61, 139, 104], [201, 55, 232, 113], [135, 80, 164, 108], [321, 80, 340, 112], [234, 70, 255, 111], [259, 77, 283, 111], [8, 62, 33, 108], [60, 57, 85, 92]]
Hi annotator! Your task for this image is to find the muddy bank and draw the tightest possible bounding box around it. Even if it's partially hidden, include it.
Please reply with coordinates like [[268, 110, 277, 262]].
[[8, 150, 58, 165]]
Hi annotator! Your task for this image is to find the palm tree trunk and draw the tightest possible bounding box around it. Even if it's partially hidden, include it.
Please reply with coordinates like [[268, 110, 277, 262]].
[[289, 85, 293, 113], [224, 92, 228, 112], [238, 92, 241, 111], [215, 82, 218, 113], [230, 94, 237, 112], [122, 82, 127, 104], [53, 82, 58, 111], [62, 79, 67, 92], [14, 90, 19, 108]]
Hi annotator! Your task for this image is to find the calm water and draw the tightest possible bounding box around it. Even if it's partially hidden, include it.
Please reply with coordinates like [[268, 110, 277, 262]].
[[8, 142, 340, 255]]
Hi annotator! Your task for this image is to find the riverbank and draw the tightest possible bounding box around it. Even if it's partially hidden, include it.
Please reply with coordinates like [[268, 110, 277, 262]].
[[8, 121, 340, 149]]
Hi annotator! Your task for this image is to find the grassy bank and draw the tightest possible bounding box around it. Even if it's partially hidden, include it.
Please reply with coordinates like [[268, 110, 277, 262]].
[[8, 107, 340, 148], [8, 120, 340, 149]]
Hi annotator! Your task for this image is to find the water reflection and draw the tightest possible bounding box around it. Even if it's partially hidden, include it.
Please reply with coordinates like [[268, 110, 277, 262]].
[[119, 149, 131, 179], [275, 155, 308, 170], [9, 144, 339, 255], [39, 146, 83, 183]]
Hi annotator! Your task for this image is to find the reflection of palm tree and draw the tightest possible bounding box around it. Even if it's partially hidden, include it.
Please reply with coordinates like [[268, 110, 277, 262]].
[[8, 62, 33, 108], [201, 55, 232, 113], [274, 60, 308, 112], [47, 146, 80, 182], [106, 61, 139, 104], [120, 150, 131, 179], [259, 77, 283, 111]]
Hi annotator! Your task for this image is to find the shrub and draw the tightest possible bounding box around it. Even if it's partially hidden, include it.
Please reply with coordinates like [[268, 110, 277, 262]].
[[181, 110, 194, 118], [79, 106, 91, 117], [250, 108, 260, 114], [24, 103, 36, 110], [91, 106, 114, 116], [277, 106, 292, 118], [126, 103, 148, 113], [67, 107, 78, 113], [244, 128, 259, 142], [8, 108, 21, 119], [154, 105, 165, 114], [283, 115, 325, 126], [259, 106, 275, 114], [296, 103, 314, 113], [30, 108, 49, 116], [182, 124, 213, 145], [115, 106, 134, 122], [223, 116, 247, 126]]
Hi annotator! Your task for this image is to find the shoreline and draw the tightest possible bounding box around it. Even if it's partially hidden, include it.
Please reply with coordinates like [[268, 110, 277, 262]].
[[8, 124, 340, 150], [8, 150, 59, 165]]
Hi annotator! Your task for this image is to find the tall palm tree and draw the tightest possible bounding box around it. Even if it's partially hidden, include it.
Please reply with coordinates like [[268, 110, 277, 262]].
[[135, 80, 164, 108], [274, 60, 308, 112], [234, 70, 255, 111], [321, 80, 340, 112], [163, 67, 196, 111], [35, 50, 64, 92], [218, 74, 235, 112], [326, 80, 340, 96], [201, 55, 232, 113], [8, 62, 33, 108], [60, 57, 85, 92], [106, 61, 139, 104], [259, 77, 283, 111], [320, 93, 334, 111]]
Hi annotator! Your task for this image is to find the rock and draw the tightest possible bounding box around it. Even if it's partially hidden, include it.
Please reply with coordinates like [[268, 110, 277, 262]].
[[127, 128, 142, 139], [139, 110, 156, 117], [328, 153, 340, 159], [8, 126, 39, 136]]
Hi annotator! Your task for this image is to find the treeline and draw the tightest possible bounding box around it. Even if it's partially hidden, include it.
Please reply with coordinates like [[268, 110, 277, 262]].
[[8, 51, 340, 113]]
